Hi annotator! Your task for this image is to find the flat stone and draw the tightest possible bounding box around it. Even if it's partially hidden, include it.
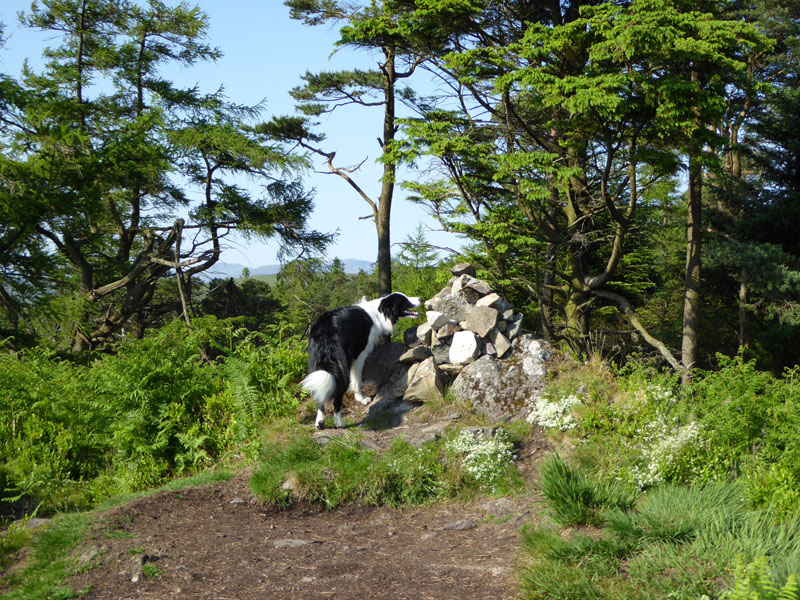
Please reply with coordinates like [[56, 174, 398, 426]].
[[436, 322, 461, 338], [506, 313, 524, 339], [404, 356, 444, 403], [490, 328, 512, 358], [416, 322, 433, 345], [451, 263, 477, 277], [431, 333, 452, 365], [442, 518, 478, 531], [426, 311, 452, 330], [399, 345, 432, 364], [451, 274, 475, 295], [466, 279, 493, 295], [476, 293, 502, 308], [464, 306, 498, 338], [273, 539, 319, 549]]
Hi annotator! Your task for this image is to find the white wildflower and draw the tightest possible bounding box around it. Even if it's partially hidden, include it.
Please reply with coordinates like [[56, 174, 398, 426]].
[[628, 420, 703, 488], [526, 394, 582, 430], [445, 429, 516, 492]]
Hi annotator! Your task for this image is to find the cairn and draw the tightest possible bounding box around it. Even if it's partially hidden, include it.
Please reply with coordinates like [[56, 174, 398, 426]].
[[401, 263, 524, 378]]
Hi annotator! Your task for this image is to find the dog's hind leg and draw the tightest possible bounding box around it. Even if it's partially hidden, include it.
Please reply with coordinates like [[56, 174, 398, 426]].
[[315, 406, 326, 429], [333, 393, 345, 428]]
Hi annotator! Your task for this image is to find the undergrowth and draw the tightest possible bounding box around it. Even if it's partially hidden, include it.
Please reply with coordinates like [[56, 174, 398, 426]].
[[0, 317, 306, 515], [250, 426, 526, 509], [523, 455, 800, 600]]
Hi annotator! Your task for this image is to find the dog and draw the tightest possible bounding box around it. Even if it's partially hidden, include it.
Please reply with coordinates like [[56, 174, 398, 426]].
[[301, 292, 421, 429]]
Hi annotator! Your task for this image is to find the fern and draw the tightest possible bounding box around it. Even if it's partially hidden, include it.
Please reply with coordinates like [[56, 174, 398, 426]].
[[223, 357, 261, 421], [724, 557, 800, 600]]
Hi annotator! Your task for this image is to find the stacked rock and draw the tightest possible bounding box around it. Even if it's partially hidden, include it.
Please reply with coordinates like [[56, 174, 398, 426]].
[[401, 263, 524, 375]]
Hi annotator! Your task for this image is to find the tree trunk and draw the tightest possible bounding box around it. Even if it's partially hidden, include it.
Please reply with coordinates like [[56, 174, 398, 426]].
[[376, 48, 397, 297], [681, 145, 702, 383]]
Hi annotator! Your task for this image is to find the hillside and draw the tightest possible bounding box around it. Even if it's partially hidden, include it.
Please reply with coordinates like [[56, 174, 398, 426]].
[[200, 259, 376, 281]]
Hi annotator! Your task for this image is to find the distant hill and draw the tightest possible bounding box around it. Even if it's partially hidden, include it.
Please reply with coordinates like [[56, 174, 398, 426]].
[[198, 259, 375, 281]]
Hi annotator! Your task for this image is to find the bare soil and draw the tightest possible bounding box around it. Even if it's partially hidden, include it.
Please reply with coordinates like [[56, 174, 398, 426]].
[[65, 398, 553, 599]]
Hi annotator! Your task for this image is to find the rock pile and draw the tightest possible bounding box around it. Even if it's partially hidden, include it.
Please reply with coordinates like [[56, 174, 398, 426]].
[[361, 263, 553, 424], [401, 263, 525, 371]]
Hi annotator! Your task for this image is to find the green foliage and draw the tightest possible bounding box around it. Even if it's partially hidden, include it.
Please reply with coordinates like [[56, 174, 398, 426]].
[[0, 317, 308, 513], [566, 355, 800, 519], [723, 557, 800, 600], [523, 458, 800, 600], [0, 347, 110, 512], [537, 454, 636, 527], [0, 513, 92, 600], [250, 427, 526, 510], [250, 430, 451, 509]]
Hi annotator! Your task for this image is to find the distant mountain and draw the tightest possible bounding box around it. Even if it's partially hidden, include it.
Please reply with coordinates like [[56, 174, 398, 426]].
[[198, 259, 375, 280]]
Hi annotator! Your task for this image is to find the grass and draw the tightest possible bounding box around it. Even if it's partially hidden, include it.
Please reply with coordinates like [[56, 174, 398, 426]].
[[522, 455, 800, 600], [249, 425, 528, 509]]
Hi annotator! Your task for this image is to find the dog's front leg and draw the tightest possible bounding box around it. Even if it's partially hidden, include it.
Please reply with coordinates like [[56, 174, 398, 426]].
[[349, 356, 371, 405]]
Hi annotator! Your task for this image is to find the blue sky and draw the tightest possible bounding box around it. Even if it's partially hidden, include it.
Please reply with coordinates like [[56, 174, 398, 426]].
[[0, 1, 463, 268]]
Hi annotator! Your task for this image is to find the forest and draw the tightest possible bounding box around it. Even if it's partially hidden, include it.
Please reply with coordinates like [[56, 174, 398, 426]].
[[1, 0, 800, 598]]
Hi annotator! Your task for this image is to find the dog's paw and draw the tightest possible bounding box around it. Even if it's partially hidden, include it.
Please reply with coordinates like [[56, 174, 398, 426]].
[[354, 393, 372, 405]]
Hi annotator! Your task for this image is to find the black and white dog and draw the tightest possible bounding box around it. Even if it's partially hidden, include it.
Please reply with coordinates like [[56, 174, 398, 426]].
[[301, 292, 421, 429]]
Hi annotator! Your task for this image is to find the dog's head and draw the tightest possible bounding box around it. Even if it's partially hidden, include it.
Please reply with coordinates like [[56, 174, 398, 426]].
[[377, 292, 421, 325]]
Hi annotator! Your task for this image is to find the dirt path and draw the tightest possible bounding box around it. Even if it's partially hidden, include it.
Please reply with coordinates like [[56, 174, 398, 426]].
[[61, 393, 554, 600], [68, 468, 539, 600]]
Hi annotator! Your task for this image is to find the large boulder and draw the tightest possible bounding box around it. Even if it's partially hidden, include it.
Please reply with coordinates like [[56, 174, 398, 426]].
[[404, 357, 445, 403], [450, 335, 553, 422], [361, 342, 408, 397]]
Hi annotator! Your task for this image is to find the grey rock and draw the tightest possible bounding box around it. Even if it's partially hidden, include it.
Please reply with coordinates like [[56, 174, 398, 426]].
[[384, 366, 411, 399], [496, 319, 507, 332], [456, 286, 482, 305], [506, 313, 524, 339], [403, 325, 421, 348], [361, 342, 407, 396], [450, 336, 553, 422], [466, 279, 493, 295], [416, 322, 433, 346], [442, 518, 478, 531], [476, 292, 502, 308], [451, 263, 477, 277], [399, 345, 432, 364], [451, 274, 475, 295], [426, 310, 451, 329], [436, 322, 461, 339], [439, 363, 464, 379], [428, 293, 473, 322], [404, 357, 444, 403], [431, 333, 452, 365], [489, 328, 512, 358], [464, 306, 498, 338], [273, 539, 319, 549]]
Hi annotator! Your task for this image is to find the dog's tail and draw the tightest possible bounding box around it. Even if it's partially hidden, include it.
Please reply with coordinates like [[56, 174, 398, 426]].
[[301, 370, 337, 408]]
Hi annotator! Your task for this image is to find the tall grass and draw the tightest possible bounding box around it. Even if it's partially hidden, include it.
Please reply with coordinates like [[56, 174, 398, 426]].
[[524, 457, 800, 600]]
